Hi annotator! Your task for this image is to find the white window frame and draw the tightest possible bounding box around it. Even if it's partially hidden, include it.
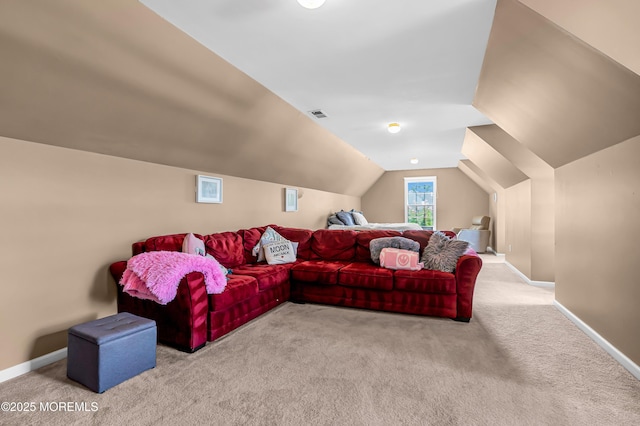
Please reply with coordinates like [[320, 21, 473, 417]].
[[404, 176, 437, 230]]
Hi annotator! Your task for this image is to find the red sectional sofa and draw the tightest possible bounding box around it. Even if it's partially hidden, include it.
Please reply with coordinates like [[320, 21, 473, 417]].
[[109, 225, 483, 353]]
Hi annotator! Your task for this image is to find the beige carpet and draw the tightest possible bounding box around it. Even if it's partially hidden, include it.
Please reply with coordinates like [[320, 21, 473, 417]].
[[1, 261, 639, 425]]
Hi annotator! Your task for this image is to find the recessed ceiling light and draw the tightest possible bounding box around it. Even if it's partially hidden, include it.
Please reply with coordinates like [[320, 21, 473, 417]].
[[387, 122, 401, 134], [297, 0, 326, 9], [410, 158, 419, 164]]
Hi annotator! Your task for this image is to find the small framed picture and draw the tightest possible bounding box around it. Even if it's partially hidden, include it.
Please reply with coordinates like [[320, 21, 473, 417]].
[[285, 188, 298, 212], [196, 175, 223, 204]]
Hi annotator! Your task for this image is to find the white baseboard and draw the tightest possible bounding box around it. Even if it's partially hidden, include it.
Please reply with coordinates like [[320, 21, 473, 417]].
[[505, 261, 555, 288], [486, 247, 505, 259], [554, 301, 640, 381], [0, 348, 67, 384]]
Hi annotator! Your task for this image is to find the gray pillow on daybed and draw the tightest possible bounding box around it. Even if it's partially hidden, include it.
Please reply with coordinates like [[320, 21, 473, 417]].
[[370, 237, 420, 264], [327, 214, 345, 226], [336, 210, 356, 226], [421, 231, 469, 273]]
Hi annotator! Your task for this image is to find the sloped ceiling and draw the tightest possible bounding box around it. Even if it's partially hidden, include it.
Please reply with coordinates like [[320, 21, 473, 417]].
[[461, 128, 528, 189], [458, 159, 497, 194], [474, 0, 640, 169], [469, 124, 553, 179], [0, 0, 383, 197], [519, 0, 640, 75]]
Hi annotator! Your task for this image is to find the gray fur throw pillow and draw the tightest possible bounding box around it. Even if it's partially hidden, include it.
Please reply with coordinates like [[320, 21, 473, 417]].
[[421, 231, 469, 273], [370, 237, 420, 264]]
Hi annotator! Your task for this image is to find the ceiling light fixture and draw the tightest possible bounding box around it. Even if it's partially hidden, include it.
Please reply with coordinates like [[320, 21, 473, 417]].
[[297, 0, 326, 9], [410, 158, 419, 165], [387, 122, 401, 134]]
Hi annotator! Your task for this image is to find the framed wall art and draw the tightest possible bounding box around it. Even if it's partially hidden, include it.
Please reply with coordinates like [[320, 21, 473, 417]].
[[196, 175, 223, 204], [284, 187, 298, 212]]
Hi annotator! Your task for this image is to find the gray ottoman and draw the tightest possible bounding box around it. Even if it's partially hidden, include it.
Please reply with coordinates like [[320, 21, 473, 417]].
[[67, 312, 156, 393]]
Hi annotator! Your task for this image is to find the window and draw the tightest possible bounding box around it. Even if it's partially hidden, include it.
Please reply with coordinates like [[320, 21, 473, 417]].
[[404, 177, 436, 230]]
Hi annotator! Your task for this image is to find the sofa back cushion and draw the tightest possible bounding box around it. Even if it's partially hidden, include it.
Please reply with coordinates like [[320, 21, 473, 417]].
[[239, 226, 267, 263], [310, 229, 357, 261], [238, 225, 314, 263], [182, 233, 205, 256], [354, 230, 402, 262], [369, 237, 421, 264], [400, 230, 433, 255], [402, 230, 456, 256], [273, 226, 313, 260], [132, 241, 146, 256], [203, 232, 246, 268], [441, 230, 456, 239], [237, 225, 271, 263], [139, 234, 204, 254]]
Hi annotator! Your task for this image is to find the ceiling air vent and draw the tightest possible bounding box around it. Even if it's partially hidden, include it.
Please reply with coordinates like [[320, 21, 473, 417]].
[[308, 109, 327, 119]]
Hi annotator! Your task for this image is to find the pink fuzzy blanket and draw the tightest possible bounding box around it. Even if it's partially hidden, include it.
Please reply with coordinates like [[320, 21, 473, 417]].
[[120, 251, 227, 305]]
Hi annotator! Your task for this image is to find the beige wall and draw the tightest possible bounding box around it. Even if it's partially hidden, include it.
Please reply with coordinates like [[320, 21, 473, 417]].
[[361, 168, 489, 232], [473, 0, 640, 284], [504, 180, 532, 278], [467, 124, 555, 280], [0, 136, 359, 370], [469, 0, 639, 366], [457, 160, 505, 252], [489, 190, 504, 253], [555, 135, 640, 366], [463, 125, 556, 281], [530, 176, 555, 282]]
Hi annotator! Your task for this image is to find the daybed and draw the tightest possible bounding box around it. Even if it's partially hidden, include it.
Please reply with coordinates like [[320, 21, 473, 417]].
[[109, 225, 483, 353], [326, 209, 424, 231], [327, 223, 423, 231]]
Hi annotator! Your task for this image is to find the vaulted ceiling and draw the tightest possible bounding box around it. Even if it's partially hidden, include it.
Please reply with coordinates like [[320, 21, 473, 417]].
[[139, 0, 497, 171]]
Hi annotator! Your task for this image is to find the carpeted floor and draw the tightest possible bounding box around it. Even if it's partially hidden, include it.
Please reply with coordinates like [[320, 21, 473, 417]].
[[1, 261, 639, 425]]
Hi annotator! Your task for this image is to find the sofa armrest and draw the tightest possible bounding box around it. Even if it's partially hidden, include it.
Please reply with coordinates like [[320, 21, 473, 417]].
[[109, 261, 128, 283], [453, 254, 483, 321], [109, 262, 209, 352]]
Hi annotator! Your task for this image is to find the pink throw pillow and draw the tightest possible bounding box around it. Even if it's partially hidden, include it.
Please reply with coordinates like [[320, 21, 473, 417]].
[[379, 248, 423, 271], [182, 233, 205, 256]]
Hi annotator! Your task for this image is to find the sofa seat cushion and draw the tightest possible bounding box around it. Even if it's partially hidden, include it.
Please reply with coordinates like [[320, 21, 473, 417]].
[[209, 275, 258, 310], [230, 264, 290, 291], [393, 269, 456, 294], [338, 262, 394, 291], [291, 260, 350, 285]]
